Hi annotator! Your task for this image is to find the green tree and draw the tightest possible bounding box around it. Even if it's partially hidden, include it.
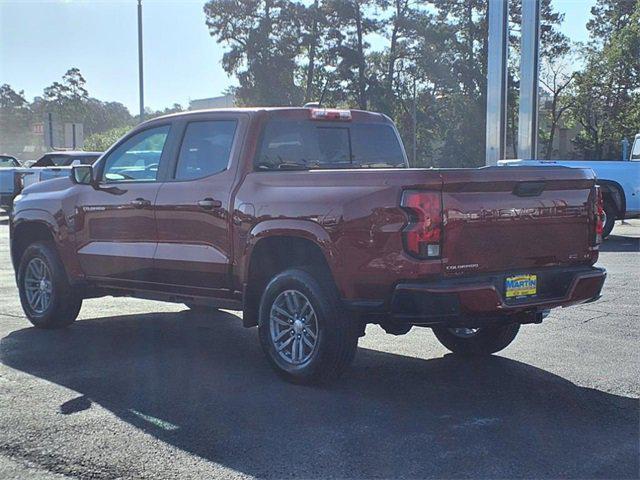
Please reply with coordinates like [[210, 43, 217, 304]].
[[538, 53, 577, 159], [38, 68, 133, 137], [84, 125, 131, 151], [202, 0, 579, 167], [571, 0, 640, 159], [0, 84, 33, 156], [203, 0, 307, 106], [0, 84, 28, 109]]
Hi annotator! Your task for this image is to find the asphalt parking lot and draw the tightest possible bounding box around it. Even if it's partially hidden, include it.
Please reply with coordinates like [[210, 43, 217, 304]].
[[0, 214, 638, 480]]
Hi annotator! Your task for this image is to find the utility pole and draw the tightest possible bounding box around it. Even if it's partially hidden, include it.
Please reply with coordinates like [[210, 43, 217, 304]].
[[138, 0, 145, 122]]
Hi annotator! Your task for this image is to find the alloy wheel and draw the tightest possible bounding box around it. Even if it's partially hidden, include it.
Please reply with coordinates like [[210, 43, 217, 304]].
[[269, 289, 319, 365], [24, 257, 53, 314]]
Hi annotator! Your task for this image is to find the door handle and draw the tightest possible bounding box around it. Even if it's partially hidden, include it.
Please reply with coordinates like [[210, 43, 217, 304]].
[[130, 198, 151, 208], [198, 198, 222, 210]]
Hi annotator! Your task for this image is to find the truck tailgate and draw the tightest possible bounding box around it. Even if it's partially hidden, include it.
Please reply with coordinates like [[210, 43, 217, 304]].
[[440, 166, 596, 276]]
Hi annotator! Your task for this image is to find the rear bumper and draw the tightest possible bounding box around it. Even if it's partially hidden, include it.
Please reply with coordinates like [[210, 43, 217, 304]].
[[350, 266, 606, 327]]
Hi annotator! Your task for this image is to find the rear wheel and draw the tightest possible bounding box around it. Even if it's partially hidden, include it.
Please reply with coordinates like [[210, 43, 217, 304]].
[[432, 323, 520, 356], [17, 242, 82, 329], [258, 268, 358, 384]]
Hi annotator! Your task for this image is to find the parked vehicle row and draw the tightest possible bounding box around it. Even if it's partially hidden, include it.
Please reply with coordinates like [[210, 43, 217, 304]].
[[9, 108, 606, 383], [0, 151, 102, 212]]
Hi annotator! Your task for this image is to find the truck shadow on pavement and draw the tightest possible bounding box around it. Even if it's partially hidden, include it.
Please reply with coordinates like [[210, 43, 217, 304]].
[[600, 234, 639, 252], [1, 310, 638, 479]]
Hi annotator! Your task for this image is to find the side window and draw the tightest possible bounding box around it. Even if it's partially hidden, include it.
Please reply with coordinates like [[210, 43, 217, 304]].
[[255, 120, 408, 170], [351, 124, 406, 167], [255, 121, 350, 169], [101, 125, 170, 183], [256, 121, 308, 169], [175, 120, 237, 180]]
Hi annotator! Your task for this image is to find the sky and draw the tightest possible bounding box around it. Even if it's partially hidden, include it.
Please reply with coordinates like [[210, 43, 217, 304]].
[[1, 0, 595, 114]]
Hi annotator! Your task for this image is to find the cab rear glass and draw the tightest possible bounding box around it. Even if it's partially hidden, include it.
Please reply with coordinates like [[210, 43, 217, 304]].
[[255, 120, 407, 170]]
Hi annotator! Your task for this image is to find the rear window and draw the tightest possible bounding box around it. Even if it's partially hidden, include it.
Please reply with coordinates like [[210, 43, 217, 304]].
[[32, 155, 69, 167], [255, 120, 406, 170]]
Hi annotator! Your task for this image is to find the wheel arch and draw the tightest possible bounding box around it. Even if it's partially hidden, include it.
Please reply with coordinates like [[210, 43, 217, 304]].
[[10, 211, 59, 271], [597, 180, 626, 218], [240, 220, 340, 328]]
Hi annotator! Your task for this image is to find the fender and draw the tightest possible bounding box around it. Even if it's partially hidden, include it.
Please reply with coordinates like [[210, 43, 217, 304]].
[[11, 208, 61, 233], [10, 208, 83, 282], [237, 218, 340, 290], [597, 180, 626, 218]]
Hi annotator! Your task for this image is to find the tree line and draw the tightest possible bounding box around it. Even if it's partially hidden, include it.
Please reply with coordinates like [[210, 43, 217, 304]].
[[0, 68, 184, 155], [203, 0, 639, 165], [1, 0, 637, 164]]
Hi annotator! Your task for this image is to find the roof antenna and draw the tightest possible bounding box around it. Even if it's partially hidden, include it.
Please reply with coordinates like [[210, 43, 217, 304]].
[[303, 77, 330, 108]]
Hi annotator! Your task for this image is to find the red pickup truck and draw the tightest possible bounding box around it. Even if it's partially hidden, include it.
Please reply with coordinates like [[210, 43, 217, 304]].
[[10, 108, 606, 384]]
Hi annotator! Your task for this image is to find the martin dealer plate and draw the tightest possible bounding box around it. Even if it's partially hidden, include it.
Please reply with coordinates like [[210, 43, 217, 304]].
[[505, 274, 537, 298]]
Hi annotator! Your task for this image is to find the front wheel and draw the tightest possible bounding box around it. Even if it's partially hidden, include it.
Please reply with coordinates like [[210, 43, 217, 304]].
[[17, 241, 82, 329], [258, 268, 358, 384], [432, 323, 520, 356]]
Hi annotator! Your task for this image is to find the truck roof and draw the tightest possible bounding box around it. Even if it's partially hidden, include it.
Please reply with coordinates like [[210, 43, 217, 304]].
[[143, 107, 390, 125], [43, 151, 102, 156]]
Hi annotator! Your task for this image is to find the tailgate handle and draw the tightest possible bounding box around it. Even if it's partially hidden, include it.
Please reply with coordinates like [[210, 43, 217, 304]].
[[513, 181, 546, 197]]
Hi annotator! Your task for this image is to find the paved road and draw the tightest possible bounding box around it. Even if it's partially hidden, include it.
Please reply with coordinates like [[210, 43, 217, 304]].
[[0, 215, 638, 479]]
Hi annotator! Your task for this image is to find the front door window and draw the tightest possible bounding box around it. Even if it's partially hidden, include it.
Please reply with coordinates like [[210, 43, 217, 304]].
[[101, 125, 170, 182]]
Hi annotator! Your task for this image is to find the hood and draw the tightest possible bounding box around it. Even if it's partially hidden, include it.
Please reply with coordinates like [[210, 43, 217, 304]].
[[21, 176, 74, 195]]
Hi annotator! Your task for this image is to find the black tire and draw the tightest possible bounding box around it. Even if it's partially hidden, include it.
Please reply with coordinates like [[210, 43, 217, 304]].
[[258, 267, 358, 385], [17, 241, 82, 329], [602, 199, 616, 239], [432, 323, 520, 356]]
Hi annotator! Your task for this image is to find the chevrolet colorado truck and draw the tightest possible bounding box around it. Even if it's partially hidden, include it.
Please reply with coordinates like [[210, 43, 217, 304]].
[[10, 108, 606, 384]]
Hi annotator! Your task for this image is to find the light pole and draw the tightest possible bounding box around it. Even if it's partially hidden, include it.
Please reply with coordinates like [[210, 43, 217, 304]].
[[518, 0, 541, 159], [485, 0, 509, 165], [138, 0, 145, 121]]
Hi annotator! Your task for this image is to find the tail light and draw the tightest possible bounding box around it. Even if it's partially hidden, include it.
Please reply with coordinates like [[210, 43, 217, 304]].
[[401, 190, 442, 259], [309, 108, 352, 121], [594, 185, 604, 245]]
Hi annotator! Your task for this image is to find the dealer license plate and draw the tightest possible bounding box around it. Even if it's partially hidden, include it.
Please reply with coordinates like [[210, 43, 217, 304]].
[[505, 274, 537, 298]]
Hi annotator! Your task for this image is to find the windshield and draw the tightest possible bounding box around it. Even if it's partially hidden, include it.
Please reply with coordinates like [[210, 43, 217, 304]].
[[0, 156, 19, 168], [255, 120, 407, 170], [632, 137, 640, 161], [32, 154, 100, 167]]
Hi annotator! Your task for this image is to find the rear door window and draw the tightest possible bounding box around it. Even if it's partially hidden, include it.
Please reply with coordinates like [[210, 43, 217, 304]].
[[174, 120, 237, 180], [255, 120, 406, 170]]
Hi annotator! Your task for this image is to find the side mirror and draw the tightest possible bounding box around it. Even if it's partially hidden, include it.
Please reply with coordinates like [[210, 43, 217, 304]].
[[71, 165, 95, 186]]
